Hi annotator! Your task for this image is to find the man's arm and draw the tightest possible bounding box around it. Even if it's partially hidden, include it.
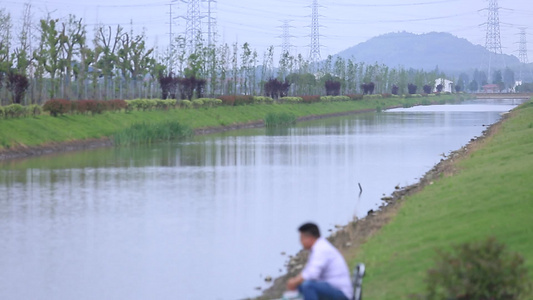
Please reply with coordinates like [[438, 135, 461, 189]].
[[286, 273, 304, 291]]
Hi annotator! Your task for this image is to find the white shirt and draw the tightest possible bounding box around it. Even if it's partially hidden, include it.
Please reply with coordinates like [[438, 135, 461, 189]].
[[301, 238, 353, 299]]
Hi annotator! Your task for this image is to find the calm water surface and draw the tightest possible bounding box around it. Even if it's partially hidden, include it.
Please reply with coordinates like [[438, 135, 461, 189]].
[[0, 99, 523, 300]]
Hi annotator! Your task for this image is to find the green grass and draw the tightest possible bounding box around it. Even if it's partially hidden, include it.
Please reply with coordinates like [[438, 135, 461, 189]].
[[350, 100, 533, 299], [0, 95, 462, 150]]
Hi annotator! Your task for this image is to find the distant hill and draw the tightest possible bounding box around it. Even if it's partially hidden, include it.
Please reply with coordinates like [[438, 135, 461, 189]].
[[335, 32, 521, 75]]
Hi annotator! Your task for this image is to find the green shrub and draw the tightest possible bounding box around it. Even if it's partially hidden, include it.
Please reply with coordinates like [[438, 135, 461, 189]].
[[320, 96, 350, 102], [423, 237, 531, 300], [154, 99, 166, 110], [155, 99, 174, 110], [0, 106, 4, 119], [126, 99, 157, 111], [5, 104, 27, 118], [253, 96, 274, 104], [143, 99, 157, 110], [279, 97, 302, 103], [234, 95, 254, 106], [197, 98, 222, 107], [264, 112, 297, 127], [192, 99, 204, 108], [125, 101, 134, 112], [28, 104, 42, 117], [113, 121, 193, 146], [125, 99, 141, 111], [364, 94, 383, 99], [180, 100, 193, 109]]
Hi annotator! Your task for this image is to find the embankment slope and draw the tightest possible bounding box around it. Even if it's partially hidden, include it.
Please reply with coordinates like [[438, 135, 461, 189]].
[[0, 96, 459, 161], [347, 100, 533, 299]]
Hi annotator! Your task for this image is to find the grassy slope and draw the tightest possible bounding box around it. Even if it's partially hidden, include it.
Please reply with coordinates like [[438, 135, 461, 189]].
[[0, 96, 455, 149], [350, 100, 533, 299]]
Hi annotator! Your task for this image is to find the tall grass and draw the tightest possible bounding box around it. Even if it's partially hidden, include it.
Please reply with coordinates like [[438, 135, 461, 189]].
[[264, 112, 297, 127], [113, 121, 193, 146]]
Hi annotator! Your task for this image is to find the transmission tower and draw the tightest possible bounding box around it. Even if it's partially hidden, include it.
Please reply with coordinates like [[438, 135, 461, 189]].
[[518, 27, 529, 82], [177, 0, 203, 51], [279, 20, 294, 55], [308, 0, 322, 63], [484, 0, 504, 82], [518, 28, 528, 64], [205, 0, 217, 46], [166, 2, 176, 72]]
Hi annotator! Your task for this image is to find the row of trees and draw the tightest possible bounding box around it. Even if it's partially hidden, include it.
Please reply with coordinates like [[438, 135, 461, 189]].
[[0, 6, 160, 105], [0, 5, 454, 105], [455, 68, 517, 92]]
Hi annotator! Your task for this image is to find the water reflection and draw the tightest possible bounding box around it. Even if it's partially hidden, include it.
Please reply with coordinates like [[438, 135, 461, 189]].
[[0, 99, 524, 300]]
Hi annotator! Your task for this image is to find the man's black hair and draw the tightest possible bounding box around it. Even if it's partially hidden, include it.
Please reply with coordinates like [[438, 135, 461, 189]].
[[298, 223, 320, 238]]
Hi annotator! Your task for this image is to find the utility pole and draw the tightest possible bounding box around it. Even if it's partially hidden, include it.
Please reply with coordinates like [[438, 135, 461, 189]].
[[483, 0, 504, 83], [308, 0, 322, 63]]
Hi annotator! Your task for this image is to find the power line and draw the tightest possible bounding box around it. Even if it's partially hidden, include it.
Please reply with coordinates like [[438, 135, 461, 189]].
[[328, 0, 462, 8]]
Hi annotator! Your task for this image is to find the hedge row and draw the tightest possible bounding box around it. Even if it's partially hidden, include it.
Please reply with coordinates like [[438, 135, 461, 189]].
[[0, 104, 42, 119], [3, 92, 450, 119], [125, 99, 177, 111], [42, 99, 127, 117]]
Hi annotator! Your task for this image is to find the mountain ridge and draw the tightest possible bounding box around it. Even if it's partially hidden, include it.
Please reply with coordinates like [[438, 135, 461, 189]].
[[335, 31, 521, 75]]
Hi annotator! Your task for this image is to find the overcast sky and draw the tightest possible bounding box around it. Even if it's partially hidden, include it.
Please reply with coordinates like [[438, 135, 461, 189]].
[[2, 0, 533, 61]]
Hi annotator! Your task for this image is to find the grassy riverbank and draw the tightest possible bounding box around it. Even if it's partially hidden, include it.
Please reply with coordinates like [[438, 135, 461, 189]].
[[0, 95, 460, 150], [349, 100, 533, 299]]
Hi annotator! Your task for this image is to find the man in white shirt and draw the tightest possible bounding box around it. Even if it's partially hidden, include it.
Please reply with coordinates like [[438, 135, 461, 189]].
[[287, 223, 353, 300]]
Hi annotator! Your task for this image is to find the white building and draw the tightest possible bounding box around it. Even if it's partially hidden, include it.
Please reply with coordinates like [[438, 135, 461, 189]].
[[434, 78, 454, 93]]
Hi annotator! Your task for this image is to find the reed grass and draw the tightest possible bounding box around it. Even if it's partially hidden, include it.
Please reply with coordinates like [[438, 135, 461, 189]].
[[113, 121, 193, 146], [264, 112, 297, 127]]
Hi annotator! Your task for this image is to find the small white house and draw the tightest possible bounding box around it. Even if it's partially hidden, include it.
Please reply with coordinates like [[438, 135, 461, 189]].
[[434, 78, 454, 93], [513, 80, 523, 92]]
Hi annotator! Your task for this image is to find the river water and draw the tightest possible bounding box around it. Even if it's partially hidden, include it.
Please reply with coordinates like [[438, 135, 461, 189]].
[[0, 99, 523, 300]]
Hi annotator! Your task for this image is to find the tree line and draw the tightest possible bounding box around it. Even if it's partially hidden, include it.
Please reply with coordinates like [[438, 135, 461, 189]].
[[0, 5, 455, 106]]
